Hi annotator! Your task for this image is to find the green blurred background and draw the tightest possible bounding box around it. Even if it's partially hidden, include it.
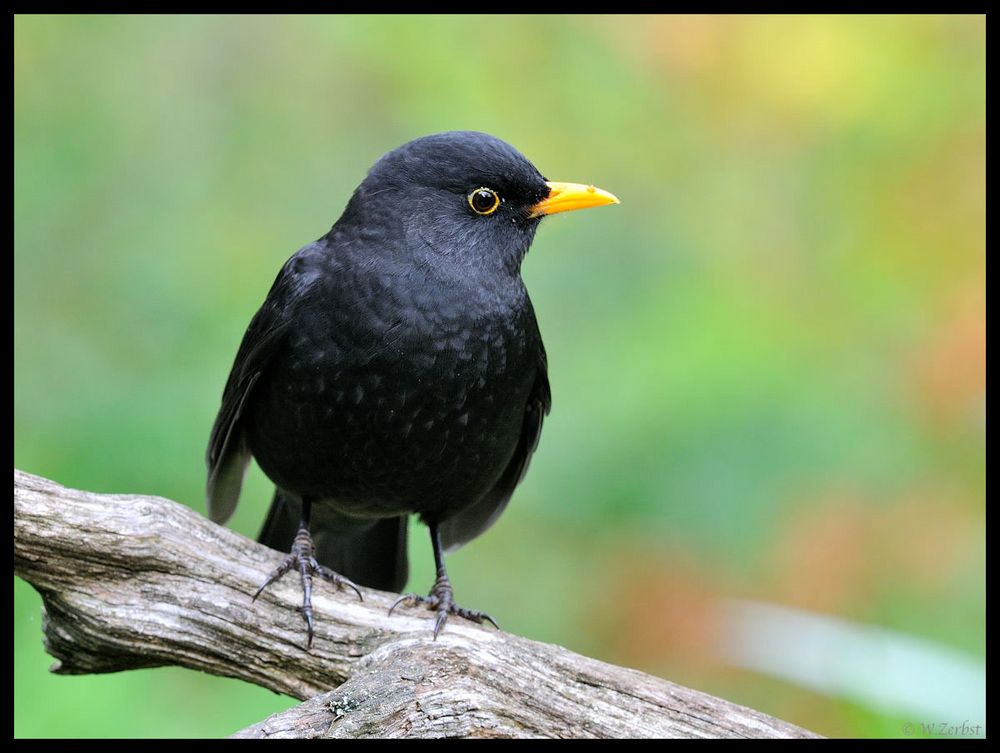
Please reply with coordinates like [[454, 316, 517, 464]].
[[14, 14, 984, 738]]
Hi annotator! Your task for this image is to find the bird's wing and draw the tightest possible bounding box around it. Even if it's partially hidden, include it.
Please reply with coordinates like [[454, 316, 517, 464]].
[[205, 253, 311, 523], [439, 341, 552, 553]]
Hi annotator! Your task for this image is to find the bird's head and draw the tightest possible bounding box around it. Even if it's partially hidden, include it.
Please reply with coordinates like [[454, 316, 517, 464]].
[[339, 131, 618, 275]]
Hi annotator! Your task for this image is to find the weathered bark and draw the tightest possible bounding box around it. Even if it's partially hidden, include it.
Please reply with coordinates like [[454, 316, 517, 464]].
[[14, 469, 819, 739]]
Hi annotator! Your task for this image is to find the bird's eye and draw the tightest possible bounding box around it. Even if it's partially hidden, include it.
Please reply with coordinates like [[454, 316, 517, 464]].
[[468, 187, 500, 215]]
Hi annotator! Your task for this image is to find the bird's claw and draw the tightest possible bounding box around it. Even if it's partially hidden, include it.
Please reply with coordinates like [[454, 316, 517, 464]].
[[253, 554, 363, 602], [252, 529, 362, 649], [388, 580, 499, 638]]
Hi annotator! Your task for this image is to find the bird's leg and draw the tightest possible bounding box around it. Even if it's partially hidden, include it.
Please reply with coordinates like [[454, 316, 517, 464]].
[[389, 523, 500, 639], [252, 497, 362, 648]]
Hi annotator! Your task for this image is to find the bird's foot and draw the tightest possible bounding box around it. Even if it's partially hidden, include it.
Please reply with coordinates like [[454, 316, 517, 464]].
[[388, 574, 500, 639], [252, 526, 362, 648]]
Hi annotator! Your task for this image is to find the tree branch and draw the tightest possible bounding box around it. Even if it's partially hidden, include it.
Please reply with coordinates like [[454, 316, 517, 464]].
[[14, 470, 819, 738]]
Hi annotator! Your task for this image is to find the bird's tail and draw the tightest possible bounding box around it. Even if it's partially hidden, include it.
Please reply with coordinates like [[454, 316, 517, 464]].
[[258, 490, 409, 593]]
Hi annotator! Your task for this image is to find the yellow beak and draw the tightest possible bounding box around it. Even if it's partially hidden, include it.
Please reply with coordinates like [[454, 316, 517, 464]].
[[529, 181, 620, 218]]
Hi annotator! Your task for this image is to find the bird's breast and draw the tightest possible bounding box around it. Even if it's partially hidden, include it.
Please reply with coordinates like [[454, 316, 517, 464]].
[[246, 284, 538, 518]]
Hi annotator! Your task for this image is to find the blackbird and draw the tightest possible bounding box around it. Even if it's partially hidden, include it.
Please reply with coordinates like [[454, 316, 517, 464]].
[[206, 131, 618, 643]]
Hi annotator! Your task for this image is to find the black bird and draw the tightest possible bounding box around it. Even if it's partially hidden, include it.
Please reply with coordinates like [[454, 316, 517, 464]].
[[206, 131, 618, 642]]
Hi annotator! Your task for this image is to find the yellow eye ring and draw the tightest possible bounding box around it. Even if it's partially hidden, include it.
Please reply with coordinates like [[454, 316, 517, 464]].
[[468, 187, 500, 215]]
